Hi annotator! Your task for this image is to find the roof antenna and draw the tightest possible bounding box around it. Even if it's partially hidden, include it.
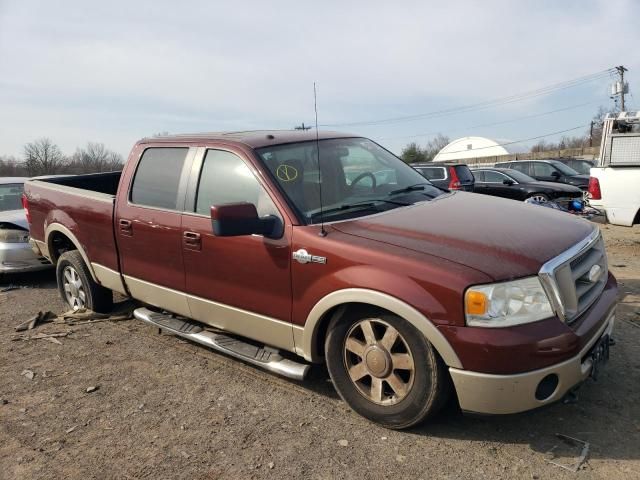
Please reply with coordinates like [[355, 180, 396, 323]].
[[314, 82, 327, 237]]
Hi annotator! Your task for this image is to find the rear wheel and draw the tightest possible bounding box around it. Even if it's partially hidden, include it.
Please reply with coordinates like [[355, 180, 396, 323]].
[[56, 250, 113, 313], [325, 309, 450, 429], [526, 193, 549, 203]]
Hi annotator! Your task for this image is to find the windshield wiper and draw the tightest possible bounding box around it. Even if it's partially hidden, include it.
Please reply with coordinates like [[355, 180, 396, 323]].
[[388, 183, 430, 196], [309, 199, 410, 220]]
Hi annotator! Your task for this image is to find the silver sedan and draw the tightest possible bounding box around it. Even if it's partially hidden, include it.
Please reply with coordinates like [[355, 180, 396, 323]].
[[1, 177, 52, 273]]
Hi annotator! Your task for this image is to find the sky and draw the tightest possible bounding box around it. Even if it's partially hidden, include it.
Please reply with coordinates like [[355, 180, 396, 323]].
[[1, 0, 639, 158]]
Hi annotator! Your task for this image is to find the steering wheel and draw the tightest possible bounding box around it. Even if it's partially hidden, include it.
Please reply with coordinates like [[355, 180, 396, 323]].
[[350, 172, 377, 190]]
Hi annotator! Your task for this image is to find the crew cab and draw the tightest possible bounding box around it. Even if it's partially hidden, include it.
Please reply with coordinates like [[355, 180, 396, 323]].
[[24, 131, 617, 429]]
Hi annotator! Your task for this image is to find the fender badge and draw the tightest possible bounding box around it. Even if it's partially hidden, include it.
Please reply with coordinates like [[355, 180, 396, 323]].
[[293, 249, 326, 265]]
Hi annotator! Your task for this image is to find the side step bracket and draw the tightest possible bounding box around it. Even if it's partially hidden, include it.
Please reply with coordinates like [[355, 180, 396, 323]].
[[133, 307, 310, 381]]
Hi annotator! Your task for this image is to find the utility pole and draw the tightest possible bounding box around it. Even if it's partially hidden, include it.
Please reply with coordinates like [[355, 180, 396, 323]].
[[589, 120, 594, 147], [615, 65, 628, 111]]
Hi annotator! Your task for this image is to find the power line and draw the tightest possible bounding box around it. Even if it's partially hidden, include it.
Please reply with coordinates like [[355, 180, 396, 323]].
[[432, 124, 588, 156], [320, 68, 615, 128], [379, 100, 600, 141]]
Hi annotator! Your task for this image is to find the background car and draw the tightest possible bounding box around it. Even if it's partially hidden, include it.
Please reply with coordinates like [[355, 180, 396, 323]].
[[551, 158, 595, 175], [413, 163, 475, 191], [472, 167, 583, 206], [495, 159, 589, 190], [0, 177, 52, 273]]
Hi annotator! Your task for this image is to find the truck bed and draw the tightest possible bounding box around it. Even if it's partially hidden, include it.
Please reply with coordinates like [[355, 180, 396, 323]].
[[25, 171, 123, 275]]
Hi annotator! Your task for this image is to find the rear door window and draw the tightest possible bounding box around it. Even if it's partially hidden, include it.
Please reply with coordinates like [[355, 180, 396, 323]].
[[130, 148, 189, 210], [484, 171, 508, 183], [473, 171, 485, 182], [510, 162, 530, 175], [532, 162, 555, 177]]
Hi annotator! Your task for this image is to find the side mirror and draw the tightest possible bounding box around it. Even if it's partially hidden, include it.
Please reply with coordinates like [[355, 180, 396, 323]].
[[551, 171, 561, 179], [503, 179, 514, 186], [210, 203, 283, 239]]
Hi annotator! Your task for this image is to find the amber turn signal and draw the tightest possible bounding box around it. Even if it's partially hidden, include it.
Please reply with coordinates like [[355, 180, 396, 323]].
[[465, 290, 487, 315]]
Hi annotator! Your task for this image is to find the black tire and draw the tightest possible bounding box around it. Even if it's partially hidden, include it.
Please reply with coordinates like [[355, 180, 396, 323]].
[[56, 250, 113, 313], [325, 309, 450, 429]]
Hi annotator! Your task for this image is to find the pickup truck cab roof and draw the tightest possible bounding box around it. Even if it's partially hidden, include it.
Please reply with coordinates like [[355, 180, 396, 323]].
[[24, 129, 617, 429], [138, 130, 357, 149]]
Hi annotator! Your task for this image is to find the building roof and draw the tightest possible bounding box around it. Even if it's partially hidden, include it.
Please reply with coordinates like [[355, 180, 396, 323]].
[[433, 136, 527, 162], [139, 130, 358, 149]]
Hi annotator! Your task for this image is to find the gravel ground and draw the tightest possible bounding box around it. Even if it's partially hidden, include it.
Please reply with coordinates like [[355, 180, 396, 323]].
[[1, 223, 639, 480]]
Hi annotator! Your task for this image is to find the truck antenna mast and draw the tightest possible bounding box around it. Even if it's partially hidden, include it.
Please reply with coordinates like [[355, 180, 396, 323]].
[[314, 82, 327, 237]]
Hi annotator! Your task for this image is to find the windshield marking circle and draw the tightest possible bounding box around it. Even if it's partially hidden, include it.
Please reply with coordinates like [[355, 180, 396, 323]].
[[276, 164, 298, 182]]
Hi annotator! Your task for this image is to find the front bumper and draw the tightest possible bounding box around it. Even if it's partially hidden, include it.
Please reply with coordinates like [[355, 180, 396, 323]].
[[0, 240, 52, 273], [449, 307, 615, 414]]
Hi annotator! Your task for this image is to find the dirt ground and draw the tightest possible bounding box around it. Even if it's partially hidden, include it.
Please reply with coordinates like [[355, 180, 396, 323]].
[[1, 223, 639, 480]]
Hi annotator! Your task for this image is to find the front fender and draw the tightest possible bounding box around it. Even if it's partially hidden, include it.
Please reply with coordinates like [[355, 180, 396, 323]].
[[295, 287, 463, 368]]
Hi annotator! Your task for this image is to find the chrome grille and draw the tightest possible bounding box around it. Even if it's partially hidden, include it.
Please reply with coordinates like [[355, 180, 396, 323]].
[[539, 230, 608, 323]]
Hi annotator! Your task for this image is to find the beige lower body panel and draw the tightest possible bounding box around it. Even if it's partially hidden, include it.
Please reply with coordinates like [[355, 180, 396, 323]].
[[450, 310, 615, 415], [122, 274, 296, 353], [92, 263, 127, 295]]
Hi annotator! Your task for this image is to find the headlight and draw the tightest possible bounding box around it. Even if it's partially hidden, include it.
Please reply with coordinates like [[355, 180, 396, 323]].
[[0, 229, 30, 243], [465, 276, 553, 327]]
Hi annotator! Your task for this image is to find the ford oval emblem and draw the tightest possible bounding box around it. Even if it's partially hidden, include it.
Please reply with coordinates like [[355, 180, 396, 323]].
[[588, 264, 602, 283]]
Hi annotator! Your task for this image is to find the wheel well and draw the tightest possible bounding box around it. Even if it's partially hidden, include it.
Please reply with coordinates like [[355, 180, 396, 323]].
[[313, 302, 389, 361], [48, 231, 77, 263]]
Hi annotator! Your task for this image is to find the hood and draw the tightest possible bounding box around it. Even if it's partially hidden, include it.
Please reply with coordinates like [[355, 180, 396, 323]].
[[332, 192, 594, 280], [524, 181, 583, 193], [0, 209, 28, 230]]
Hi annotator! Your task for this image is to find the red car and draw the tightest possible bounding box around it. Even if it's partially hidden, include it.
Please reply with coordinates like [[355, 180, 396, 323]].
[[24, 131, 616, 429]]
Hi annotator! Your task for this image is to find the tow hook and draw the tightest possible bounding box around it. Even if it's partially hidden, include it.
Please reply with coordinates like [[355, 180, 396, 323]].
[[562, 388, 579, 405]]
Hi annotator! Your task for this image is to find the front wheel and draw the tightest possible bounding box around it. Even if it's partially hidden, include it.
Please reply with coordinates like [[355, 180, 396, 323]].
[[56, 250, 113, 313], [325, 310, 450, 429]]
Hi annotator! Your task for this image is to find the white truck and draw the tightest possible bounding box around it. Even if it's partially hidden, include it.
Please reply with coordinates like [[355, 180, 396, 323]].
[[589, 111, 640, 226]]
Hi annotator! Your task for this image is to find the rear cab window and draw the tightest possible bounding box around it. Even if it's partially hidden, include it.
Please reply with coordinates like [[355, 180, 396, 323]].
[[130, 148, 189, 210]]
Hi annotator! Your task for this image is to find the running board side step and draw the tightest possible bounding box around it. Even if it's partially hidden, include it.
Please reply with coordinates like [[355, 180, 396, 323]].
[[133, 307, 310, 381]]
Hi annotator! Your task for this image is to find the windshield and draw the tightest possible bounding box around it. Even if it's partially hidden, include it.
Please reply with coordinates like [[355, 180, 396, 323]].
[[567, 160, 592, 175], [550, 161, 580, 176], [0, 183, 24, 212], [502, 170, 536, 183], [256, 138, 442, 223]]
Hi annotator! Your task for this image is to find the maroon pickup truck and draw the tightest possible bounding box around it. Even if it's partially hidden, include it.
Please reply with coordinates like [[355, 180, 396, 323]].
[[24, 131, 617, 429]]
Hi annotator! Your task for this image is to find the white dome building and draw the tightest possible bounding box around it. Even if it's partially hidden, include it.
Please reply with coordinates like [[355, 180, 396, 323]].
[[432, 136, 527, 162]]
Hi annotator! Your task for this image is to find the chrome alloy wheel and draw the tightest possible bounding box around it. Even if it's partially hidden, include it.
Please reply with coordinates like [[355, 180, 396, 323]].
[[62, 265, 86, 310], [343, 318, 415, 406], [527, 194, 548, 203]]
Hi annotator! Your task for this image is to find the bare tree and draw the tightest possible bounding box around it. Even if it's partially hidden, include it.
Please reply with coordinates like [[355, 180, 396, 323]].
[[423, 134, 450, 161], [69, 142, 123, 173], [0, 155, 27, 176], [400, 134, 450, 164], [23, 138, 66, 176]]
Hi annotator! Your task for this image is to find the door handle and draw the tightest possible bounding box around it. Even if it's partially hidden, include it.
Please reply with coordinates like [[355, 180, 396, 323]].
[[183, 231, 201, 250], [119, 219, 133, 236]]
